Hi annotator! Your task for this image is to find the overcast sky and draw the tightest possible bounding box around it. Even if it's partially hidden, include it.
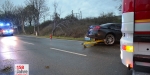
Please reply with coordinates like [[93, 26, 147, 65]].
[[0, 0, 121, 19]]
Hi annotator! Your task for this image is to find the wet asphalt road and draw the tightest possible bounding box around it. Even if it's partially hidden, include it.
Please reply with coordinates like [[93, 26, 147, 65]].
[[0, 35, 132, 75]]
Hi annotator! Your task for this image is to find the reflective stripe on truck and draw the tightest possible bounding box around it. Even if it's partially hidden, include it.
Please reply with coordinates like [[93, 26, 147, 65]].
[[134, 0, 150, 42]]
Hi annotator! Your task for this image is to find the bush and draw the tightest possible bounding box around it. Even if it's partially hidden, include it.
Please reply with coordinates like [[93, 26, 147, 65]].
[[32, 12, 121, 38]]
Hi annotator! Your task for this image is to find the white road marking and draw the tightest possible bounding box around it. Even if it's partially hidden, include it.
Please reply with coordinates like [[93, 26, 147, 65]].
[[22, 41, 34, 45], [50, 48, 87, 57]]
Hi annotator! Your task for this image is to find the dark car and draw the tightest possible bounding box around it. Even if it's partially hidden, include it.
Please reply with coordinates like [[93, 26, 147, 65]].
[[86, 23, 122, 45]]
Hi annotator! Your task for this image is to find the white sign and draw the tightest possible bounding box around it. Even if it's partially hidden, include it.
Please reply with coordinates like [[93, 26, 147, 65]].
[[85, 36, 91, 41], [14, 64, 29, 75]]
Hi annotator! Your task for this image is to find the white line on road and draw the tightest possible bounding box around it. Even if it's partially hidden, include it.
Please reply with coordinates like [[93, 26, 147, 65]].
[[50, 48, 87, 57], [22, 41, 34, 45]]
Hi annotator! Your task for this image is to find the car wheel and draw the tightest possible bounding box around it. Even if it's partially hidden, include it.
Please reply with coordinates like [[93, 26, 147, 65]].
[[104, 34, 115, 45]]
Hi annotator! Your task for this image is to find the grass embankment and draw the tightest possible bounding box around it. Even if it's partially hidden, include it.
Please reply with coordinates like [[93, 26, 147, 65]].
[[40, 35, 85, 41], [21, 34, 85, 41]]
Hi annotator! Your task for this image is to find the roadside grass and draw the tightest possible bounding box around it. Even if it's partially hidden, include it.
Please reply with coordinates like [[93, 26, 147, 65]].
[[20, 34, 85, 41], [41, 35, 85, 41], [53, 36, 84, 41]]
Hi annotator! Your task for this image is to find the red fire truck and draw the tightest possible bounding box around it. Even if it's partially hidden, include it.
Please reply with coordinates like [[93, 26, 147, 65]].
[[120, 0, 150, 74]]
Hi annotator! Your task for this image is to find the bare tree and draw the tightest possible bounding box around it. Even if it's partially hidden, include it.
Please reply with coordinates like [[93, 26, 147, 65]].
[[51, 1, 60, 35], [1, 0, 15, 22], [24, 5, 35, 26], [114, 0, 122, 14], [26, 0, 49, 35], [0, 10, 3, 14], [1, 0, 14, 12], [118, 4, 122, 12], [15, 6, 27, 34]]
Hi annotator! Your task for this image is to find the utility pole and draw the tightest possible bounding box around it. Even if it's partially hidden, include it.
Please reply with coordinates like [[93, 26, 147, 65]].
[[50, 15, 52, 20], [80, 11, 82, 19], [71, 10, 82, 19], [43, 15, 45, 22], [74, 13, 80, 19], [72, 10, 73, 18]]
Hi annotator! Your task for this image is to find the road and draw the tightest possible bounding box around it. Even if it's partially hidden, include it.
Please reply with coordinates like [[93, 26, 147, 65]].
[[0, 35, 132, 75]]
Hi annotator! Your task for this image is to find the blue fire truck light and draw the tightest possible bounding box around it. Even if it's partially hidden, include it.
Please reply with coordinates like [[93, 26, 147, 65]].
[[6, 23, 10, 26], [0, 23, 4, 26]]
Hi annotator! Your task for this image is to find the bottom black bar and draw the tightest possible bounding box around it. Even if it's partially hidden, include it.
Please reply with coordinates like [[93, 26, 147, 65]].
[[134, 35, 150, 42], [133, 54, 150, 73], [133, 54, 150, 63]]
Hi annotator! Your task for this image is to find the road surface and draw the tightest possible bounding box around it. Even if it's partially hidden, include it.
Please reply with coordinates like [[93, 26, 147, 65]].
[[0, 35, 132, 75]]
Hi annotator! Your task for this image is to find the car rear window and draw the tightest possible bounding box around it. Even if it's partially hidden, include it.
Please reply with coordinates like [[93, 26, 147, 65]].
[[100, 24, 110, 27]]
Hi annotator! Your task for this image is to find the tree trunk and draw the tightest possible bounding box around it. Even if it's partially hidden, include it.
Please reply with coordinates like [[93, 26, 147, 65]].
[[33, 17, 38, 35], [52, 28, 56, 35], [52, 21, 56, 35], [22, 20, 26, 34], [35, 16, 40, 36], [33, 18, 36, 34], [17, 26, 19, 34], [29, 21, 32, 26], [34, 25, 36, 34]]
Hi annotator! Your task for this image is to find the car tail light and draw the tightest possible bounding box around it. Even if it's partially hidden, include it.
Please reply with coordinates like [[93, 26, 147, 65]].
[[93, 26, 100, 30], [2, 30, 6, 32], [122, 45, 133, 52]]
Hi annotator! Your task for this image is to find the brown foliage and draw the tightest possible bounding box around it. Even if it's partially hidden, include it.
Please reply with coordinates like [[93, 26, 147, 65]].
[[28, 12, 121, 38]]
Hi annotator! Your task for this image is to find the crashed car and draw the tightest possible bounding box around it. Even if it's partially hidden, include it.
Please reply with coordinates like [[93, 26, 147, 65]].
[[86, 23, 122, 45]]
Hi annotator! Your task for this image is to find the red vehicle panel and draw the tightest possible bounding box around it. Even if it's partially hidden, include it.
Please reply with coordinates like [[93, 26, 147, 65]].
[[135, 0, 150, 12], [135, 11, 150, 20], [123, 0, 134, 13], [134, 0, 150, 41], [135, 0, 150, 20]]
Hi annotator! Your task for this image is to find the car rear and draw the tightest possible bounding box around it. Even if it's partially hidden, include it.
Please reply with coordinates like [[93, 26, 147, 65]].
[[86, 23, 121, 40], [0, 23, 14, 36], [87, 25, 101, 39], [1, 28, 14, 36]]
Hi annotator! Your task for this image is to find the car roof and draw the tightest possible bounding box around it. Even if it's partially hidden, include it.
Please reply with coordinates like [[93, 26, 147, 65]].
[[101, 23, 120, 25], [89, 23, 121, 27], [104, 23, 120, 25]]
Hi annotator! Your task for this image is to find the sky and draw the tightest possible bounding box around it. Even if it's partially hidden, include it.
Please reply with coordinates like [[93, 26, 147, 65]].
[[0, 0, 121, 19]]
